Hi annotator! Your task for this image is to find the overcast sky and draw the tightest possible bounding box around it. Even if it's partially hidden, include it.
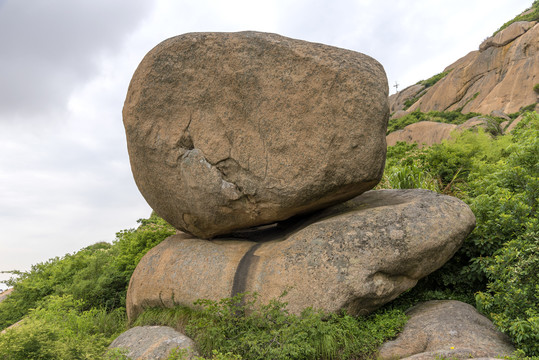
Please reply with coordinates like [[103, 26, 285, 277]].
[[0, 0, 532, 290]]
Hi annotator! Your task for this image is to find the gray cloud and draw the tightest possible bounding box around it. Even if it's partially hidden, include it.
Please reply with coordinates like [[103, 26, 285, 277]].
[[0, 0, 154, 121]]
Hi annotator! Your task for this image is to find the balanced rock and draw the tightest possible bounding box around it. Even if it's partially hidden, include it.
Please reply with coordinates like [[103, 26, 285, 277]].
[[123, 31, 389, 238], [378, 301, 515, 360], [126, 189, 475, 321], [109, 326, 198, 360]]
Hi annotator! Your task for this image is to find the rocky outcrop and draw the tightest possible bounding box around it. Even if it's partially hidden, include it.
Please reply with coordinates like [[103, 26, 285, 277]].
[[397, 20, 539, 115], [386, 117, 501, 147], [0, 288, 13, 304], [389, 84, 425, 113], [378, 301, 515, 360], [126, 189, 475, 321], [386, 121, 457, 147], [109, 326, 197, 360], [123, 31, 389, 239]]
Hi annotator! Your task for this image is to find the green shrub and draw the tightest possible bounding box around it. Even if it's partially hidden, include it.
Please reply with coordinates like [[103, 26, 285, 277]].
[[0, 295, 127, 360], [494, 0, 539, 35], [476, 222, 539, 356], [135, 292, 407, 360], [382, 111, 539, 356], [534, 83, 539, 94], [0, 212, 175, 330]]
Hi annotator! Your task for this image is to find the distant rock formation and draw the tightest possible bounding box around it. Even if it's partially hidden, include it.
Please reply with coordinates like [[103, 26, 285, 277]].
[[123, 31, 389, 239], [390, 19, 539, 115], [386, 117, 500, 147], [126, 189, 475, 321], [378, 300, 515, 360], [0, 289, 13, 304]]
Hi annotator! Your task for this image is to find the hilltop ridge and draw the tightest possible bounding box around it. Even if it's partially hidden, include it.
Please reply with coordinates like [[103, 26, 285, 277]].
[[390, 2, 539, 116]]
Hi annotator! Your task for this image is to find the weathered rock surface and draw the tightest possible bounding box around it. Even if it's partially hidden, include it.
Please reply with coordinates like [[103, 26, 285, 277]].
[[123, 31, 389, 239], [402, 21, 538, 114], [389, 84, 425, 113], [378, 300, 515, 360], [479, 21, 536, 51], [386, 121, 457, 147], [109, 326, 197, 360], [126, 189, 475, 321], [386, 117, 501, 147], [0, 288, 13, 304]]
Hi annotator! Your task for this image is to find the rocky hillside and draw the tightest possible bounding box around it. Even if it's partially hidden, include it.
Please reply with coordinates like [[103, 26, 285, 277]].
[[390, 4, 539, 117]]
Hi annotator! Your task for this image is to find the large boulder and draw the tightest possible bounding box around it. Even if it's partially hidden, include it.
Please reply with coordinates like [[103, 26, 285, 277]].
[[109, 326, 197, 360], [126, 189, 475, 321], [123, 31, 389, 238], [378, 301, 515, 360]]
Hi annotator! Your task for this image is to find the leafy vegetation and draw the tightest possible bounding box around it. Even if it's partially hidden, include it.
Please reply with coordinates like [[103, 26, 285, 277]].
[[134, 292, 407, 360], [1, 110, 538, 357], [0, 213, 174, 358], [381, 111, 539, 356], [494, 0, 539, 35], [418, 70, 451, 88], [400, 70, 451, 110], [0, 295, 127, 360]]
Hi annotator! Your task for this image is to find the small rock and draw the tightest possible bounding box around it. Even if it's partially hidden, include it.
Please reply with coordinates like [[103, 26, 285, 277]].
[[490, 110, 511, 121], [378, 300, 515, 360], [109, 326, 197, 360], [0, 288, 13, 304], [505, 114, 525, 133]]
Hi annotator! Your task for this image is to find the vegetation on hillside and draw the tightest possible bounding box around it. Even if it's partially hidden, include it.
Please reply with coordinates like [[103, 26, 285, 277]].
[[133, 293, 406, 360], [386, 110, 482, 134], [494, 0, 539, 35], [1, 112, 538, 358], [401, 70, 451, 110], [379, 111, 539, 356]]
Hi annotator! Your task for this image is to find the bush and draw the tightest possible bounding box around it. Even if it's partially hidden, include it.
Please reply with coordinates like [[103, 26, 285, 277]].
[[0, 295, 127, 360], [382, 111, 539, 356], [418, 70, 451, 88], [476, 222, 539, 356], [134, 292, 407, 360], [0, 212, 175, 330]]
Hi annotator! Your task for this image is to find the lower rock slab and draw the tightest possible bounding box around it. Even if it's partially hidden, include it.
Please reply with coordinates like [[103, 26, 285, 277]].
[[127, 189, 475, 321]]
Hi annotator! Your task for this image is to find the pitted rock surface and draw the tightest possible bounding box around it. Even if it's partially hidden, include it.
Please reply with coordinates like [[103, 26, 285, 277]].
[[126, 189, 475, 321], [378, 301, 515, 360], [123, 31, 389, 238], [109, 326, 197, 360]]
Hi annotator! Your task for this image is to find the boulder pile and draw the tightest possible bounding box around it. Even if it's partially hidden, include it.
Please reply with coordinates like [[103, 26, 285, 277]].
[[122, 31, 475, 321]]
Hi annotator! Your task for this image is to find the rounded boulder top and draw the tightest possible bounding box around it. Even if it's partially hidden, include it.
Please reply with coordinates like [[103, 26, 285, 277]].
[[123, 31, 389, 238]]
